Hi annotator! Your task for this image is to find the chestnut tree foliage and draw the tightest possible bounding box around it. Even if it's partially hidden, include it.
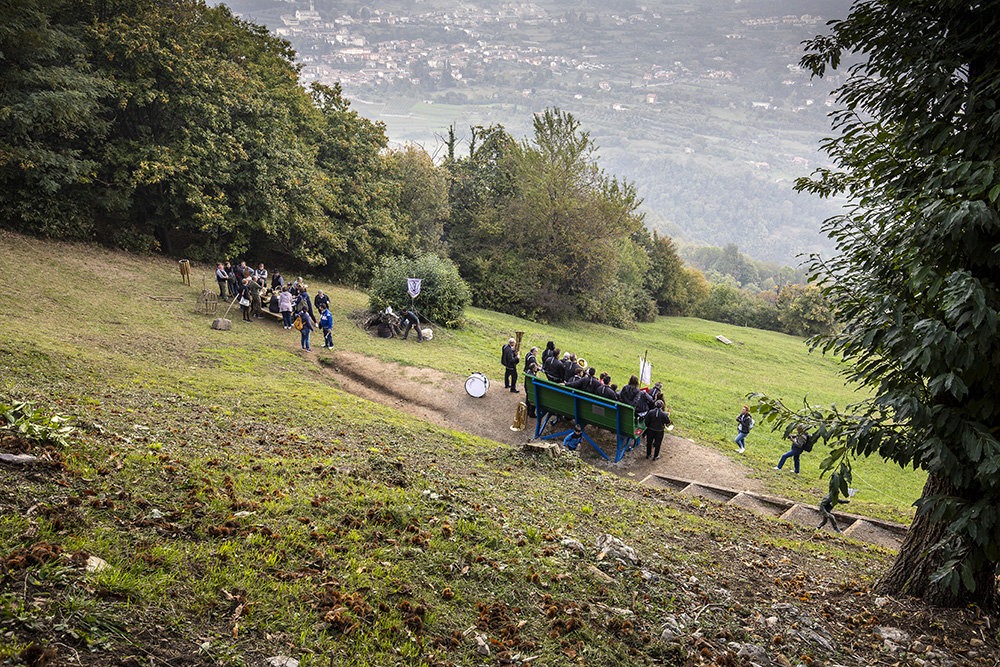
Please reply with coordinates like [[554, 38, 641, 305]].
[[755, 1, 1000, 608]]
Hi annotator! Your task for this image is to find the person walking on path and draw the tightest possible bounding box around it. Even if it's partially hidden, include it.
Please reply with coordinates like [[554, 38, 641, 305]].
[[816, 492, 850, 533], [643, 400, 672, 461], [735, 405, 754, 453], [501, 337, 520, 393], [296, 309, 316, 351], [318, 305, 334, 349], [775, 426, 811, 473]]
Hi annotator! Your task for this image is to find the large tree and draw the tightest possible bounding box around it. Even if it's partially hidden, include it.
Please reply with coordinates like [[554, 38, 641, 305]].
[[756, 1, 1000, 609], [0, 0, 111, 234]]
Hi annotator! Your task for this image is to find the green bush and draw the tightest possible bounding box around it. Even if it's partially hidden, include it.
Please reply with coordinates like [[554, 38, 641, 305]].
[[368, 254, 471, 328]]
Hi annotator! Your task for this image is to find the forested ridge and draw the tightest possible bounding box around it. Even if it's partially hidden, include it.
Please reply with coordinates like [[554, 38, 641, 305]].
[[0, 0, 831, 333]]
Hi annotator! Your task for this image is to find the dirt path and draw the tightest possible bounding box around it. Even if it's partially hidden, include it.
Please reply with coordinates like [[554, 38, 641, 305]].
[[319, 349, 763, 493]]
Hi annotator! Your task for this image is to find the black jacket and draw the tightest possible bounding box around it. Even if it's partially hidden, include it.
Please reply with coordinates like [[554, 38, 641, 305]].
[[501, 344, 519, 369], [523, 352, 537, 373], [643, 408, 672, 433], [543, 356, 564, 383]]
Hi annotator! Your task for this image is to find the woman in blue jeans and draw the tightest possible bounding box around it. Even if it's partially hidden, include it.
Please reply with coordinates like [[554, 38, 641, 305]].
[[775, 426, 809, 473], [297, 310, 315, 351]]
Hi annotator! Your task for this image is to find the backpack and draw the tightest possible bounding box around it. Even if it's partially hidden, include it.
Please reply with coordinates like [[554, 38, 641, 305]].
[[293, 314, 304, 330], [803, 435, 814, 452]]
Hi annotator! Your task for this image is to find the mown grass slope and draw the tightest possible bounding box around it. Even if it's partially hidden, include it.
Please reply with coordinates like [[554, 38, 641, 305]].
[[3, 231, 983, 667]]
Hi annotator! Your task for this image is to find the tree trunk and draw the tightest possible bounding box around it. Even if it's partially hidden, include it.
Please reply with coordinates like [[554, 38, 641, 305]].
[[875, 472, 999, 610]]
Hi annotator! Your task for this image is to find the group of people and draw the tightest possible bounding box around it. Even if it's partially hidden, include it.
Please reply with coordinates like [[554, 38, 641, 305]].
[[214, 260, 335, 352], [733, 407, 850, 533], [504, 338, 673, 460]]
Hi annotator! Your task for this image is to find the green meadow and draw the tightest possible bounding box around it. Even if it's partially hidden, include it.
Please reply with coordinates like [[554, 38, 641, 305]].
[[0, 231, 927, 665]]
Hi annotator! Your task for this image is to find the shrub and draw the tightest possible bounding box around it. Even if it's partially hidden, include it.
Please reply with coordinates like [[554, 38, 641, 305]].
[[368, 254, 471, 328]]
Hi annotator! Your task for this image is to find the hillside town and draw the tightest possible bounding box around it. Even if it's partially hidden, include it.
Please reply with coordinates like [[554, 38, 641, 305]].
[[264, 2, 828, 102]]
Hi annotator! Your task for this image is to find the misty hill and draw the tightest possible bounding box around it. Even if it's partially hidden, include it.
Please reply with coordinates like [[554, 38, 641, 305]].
[[219, 0, 854, 266]]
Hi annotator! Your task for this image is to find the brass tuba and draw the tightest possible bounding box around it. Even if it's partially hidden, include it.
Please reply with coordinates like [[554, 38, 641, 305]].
[[577, 358, 588, 369], [510, 402, 527, 431]]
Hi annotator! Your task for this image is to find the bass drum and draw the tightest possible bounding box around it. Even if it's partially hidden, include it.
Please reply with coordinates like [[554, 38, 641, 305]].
[[465, 372, 490, 398]]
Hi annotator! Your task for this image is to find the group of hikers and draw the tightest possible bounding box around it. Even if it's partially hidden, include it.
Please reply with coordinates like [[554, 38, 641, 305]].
[[214, 261, 334, 352], [501, 339, 673, 460]]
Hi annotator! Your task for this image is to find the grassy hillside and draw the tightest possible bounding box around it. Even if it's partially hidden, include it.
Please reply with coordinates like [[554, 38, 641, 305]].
[[3, 232, 978, 667]]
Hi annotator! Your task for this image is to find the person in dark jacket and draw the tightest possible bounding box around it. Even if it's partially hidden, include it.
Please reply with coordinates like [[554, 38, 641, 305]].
[[596, 376, 618, 402], [296, 309, 315, 351], [541, 341, 556, 366], [565, 367, 588, 390], [225, 262, 237, 297], [271, 271, 284, 290], [238, 278, 253, 323], [247, 277, 263, 319], [543, 349, 563, 382], [735, 405, 754, 453], [524, 362, 540, 418], [635, 388, 656, 418], [816, 493, 850, 533], [523, 346, 538, 374], [295, 287, 314, 321], [215, 264, 228, 297], [401, 309, 423, 342], [501, 337, 520, 392], [314, 290, 330, 312], [643, 400, 672, 460], [618, 375, 641, 407]]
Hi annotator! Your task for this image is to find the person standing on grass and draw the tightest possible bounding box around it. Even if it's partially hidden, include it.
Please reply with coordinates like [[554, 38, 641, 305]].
[[643, 400, 672, 461], [247, 275, 263, 319], [318, 305, 334, 349], [215, 263, 228, 297], [226, 261, 237, 297], [816, 492, 850, 533], [238, 278, 253, 323], [296, 309, 315, 351], [314, 290, 330, 313], [735, 405, 754, 453], [278, 286, 293, 329], [501, 337, 520, 393], [775, 425, 810, 474]]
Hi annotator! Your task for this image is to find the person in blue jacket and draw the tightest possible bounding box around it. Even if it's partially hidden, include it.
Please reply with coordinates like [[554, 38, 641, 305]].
[[318, 305, 334, 349], [563, 423, 584, 451]]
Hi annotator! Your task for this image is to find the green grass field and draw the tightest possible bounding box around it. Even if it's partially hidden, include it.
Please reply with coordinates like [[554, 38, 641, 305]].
[[0, 231, 959, 665]]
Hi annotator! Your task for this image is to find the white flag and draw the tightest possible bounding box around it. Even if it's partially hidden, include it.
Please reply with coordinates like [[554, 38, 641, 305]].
[[407, 278, 421, 298], [638, 357, 652, 384]]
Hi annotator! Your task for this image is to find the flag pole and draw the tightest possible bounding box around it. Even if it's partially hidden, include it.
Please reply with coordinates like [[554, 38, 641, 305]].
[[641, 349, 649, 389]]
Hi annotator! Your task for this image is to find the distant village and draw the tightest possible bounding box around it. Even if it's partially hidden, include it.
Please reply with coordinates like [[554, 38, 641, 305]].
[[262, 1, 832, 109]]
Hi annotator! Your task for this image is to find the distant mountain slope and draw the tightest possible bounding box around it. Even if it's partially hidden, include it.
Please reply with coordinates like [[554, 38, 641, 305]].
[[220, 0, 854, 265]]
